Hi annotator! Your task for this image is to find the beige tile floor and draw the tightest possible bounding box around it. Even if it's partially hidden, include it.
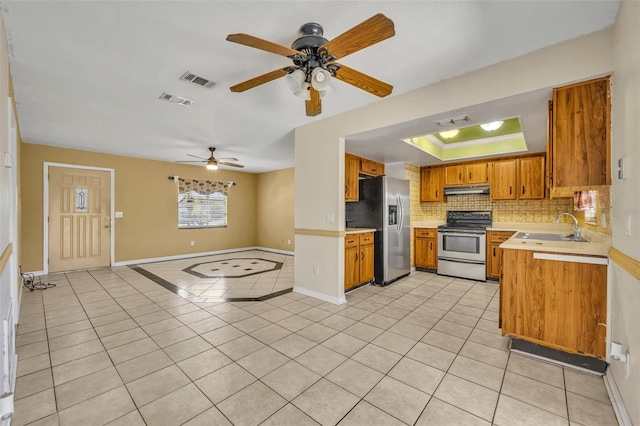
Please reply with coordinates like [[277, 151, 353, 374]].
[[13, 251, 620, 425]]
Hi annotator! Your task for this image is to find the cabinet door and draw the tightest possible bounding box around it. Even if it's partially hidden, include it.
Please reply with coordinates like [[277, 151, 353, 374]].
[[344, 245, 359, 290], [487, 242, 502, 278], [360, 158, 385, 176], [415, 237, 428, 267], [425, 238, 437, 269], [552, 76, 610, 187], [445, 165, 466, 186], [466, 163, 488, 184], [359, 244, 374, 283], [502, 249, 607, 359], [489, 160, 517, 200], [518, 156, 545, 199], [345, 154, 360, 202], [420, 167, 444, 202]]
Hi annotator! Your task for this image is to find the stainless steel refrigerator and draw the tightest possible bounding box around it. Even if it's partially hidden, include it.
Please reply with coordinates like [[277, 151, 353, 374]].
[[346, 176, 410, 285]]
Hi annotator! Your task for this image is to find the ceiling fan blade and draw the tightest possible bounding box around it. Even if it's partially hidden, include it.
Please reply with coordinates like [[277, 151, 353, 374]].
[[175, 160, 205, 163], [216, 157, 239, 162], [321, 13, 395, 61], [332, 64, 393, 97], [230, 67, 290, 92], [305, 87, 322, 116], [226, 33, 304, 58], [218, 161, 245, 168], [186, 154, 207, 160]]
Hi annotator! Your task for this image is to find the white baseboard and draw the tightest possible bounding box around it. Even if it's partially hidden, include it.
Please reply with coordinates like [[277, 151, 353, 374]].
[[293, 286, 346, 305], [22, 270, 45, 277], [255, 247, 294, 256], [604, 369, 632, 426], [112, 246, 293, 267]]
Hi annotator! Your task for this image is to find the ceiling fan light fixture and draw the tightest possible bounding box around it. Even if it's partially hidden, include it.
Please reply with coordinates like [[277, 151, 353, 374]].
[[481, 121, 504, 131], [311, 68, 331, 91], [206, 163, 218, 170], [439, 129, 459, 139]]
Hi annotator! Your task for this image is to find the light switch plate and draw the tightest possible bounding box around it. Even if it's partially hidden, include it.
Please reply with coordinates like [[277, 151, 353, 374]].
[[618, 157, 625, 180], [115, 211, 123, 218]]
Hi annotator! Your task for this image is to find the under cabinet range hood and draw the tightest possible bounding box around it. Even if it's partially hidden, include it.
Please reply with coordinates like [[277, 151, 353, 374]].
[[443, 185, 490, 196]]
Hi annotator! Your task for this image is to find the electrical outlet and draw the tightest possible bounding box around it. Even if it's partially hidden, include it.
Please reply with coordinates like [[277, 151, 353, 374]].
[[190, 241, 195, 246], [313, 266, 320, 276], [287, 239, 291, 245], [326, 213, 335, 224]]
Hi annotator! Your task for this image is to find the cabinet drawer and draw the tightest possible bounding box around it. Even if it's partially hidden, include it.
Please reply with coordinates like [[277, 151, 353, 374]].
[[415, 228, 436, 238], [359, 232, 374, 245], [345, 235, 359, 248], [488, 231, 515, 243]]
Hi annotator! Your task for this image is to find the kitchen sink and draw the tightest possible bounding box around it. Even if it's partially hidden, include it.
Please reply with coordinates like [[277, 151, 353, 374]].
[[515, 232, 589, 242]]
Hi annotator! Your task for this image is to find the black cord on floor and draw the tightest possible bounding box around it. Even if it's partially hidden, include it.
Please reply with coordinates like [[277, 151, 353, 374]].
[[19, 266, 56, 291]]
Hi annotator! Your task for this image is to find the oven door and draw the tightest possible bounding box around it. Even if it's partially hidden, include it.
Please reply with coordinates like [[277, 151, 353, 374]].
[[437, 230, 486, 263]]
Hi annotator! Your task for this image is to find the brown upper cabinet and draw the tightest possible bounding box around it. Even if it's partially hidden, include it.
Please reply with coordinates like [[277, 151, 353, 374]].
[[345, 153, 360, 202], [420, 167, 444, 202], [360, 157, 385, 177], [345, 153, 385, 202], [489, 155, 545, 201], [550, 76, 611, 189], [444, 163, 488, 186]]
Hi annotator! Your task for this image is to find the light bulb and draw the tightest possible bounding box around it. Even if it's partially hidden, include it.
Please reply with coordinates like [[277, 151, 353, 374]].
[[206, 164, 218, 170], [481, 121, 504, 131], [439, 129, 459, 139]]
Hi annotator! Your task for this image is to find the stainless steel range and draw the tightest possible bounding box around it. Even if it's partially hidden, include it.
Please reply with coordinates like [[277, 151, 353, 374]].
[[437, 211, 492, 281]]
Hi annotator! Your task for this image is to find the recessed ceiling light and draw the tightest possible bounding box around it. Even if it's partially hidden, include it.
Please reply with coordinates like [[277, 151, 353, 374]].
[[481, 121, 504, 131], [439, 130, 459, 138]]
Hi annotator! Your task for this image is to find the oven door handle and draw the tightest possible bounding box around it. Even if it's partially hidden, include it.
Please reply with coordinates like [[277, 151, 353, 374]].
[[437, 231, 486, 236], [438, 257, 486, 265]]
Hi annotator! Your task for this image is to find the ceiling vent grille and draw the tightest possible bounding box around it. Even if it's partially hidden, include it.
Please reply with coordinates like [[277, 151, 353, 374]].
[[159, 92, 193, 106], [180, 71, 216, 88]]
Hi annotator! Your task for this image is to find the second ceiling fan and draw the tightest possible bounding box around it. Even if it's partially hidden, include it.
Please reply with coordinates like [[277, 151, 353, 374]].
[[226, 13, 395, 116]]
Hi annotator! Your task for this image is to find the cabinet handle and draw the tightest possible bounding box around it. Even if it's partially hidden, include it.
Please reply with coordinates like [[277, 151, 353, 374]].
[[459, 172, 462, 180], [430, 242, 433, 250], [355, 253, 358, 261], [469, 172, 472, 179], [509, 186, 512, 195], [435, 190, 438, 198], [361, 251, 364, 261], [522, 186, 525, 195], [493, 247, 496, 256], [345, 185, 348, 194]]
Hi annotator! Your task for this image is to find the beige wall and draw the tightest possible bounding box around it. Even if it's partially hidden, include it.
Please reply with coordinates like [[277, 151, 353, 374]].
[[256, 168, 294, 251], [609, 1, 640, 423], [294, 29, 614, 302], [21, 143, 258, 271]]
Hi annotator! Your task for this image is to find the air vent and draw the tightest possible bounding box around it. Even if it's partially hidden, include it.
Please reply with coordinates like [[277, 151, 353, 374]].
[[180, 71, 216, 88], [159, 92, 193, 106]]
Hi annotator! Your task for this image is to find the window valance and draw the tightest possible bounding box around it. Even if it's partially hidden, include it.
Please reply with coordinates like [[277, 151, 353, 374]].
[[178, 178, 229, 196]]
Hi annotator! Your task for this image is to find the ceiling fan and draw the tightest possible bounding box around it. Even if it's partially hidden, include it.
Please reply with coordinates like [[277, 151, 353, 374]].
[[226, 13, 395, 116], [176, 147, 244, 170]]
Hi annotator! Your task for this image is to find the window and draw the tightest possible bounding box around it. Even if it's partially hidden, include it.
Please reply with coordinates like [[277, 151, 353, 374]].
[[178, 190, 227, 228]]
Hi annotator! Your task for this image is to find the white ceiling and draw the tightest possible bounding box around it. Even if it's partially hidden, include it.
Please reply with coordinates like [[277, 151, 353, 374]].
[[1, 1, 620, 173]]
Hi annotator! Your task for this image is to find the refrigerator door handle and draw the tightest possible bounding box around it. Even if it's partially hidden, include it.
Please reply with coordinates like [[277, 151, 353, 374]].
[[396, 193, 402, 235]]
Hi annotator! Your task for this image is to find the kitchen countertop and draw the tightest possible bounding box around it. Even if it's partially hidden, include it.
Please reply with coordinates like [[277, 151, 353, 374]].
[[500, 227, 611, 257], [345, 228, 376, 234]]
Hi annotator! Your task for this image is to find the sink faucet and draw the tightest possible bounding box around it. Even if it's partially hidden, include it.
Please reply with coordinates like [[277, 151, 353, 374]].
[[555, 212, 581, 239]]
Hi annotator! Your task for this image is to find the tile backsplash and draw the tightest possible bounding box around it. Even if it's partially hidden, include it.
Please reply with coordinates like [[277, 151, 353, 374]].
[[405, 163, 611, 234]]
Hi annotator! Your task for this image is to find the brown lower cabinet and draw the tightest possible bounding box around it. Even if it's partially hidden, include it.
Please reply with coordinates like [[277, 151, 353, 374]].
[[414, 228, 437, 270], [345, 232, 374, 291], [501, 249, 607, 359], [486, 231, 515, 279]]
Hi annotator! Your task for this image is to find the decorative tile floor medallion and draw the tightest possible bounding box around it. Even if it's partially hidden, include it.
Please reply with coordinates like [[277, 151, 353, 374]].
[[130, 250, 293, 303], [183, 258, 283, 279]]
